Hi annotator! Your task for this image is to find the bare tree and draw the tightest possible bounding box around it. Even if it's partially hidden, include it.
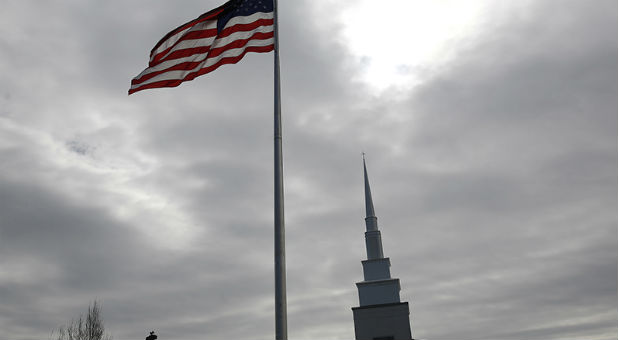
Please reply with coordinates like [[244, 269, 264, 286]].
[[52, 301, 113, 340]]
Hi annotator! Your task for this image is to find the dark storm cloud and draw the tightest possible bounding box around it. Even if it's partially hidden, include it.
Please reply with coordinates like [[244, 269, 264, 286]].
[[0, 177, 150, 336]]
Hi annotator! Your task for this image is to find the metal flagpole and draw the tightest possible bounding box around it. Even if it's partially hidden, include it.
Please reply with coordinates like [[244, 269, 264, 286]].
[[272, 0, 287, 338]]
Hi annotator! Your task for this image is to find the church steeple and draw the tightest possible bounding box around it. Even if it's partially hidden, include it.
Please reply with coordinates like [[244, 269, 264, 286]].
[[353, 156, 413, 340]]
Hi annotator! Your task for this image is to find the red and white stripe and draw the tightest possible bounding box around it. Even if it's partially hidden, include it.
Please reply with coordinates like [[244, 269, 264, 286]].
[[129, 11, 274, 94]]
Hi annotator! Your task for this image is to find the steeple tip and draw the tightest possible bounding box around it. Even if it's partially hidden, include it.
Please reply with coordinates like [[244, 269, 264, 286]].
[[363, 155, 376, 219], [363, 156, 376, 224]]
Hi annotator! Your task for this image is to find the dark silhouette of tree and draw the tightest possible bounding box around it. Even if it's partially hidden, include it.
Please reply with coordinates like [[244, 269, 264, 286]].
[[52, 301, 113, 340]]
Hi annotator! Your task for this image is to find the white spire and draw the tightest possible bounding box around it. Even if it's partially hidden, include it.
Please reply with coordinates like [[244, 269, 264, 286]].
[[363, 155, 376, 220], [362, 156, 384, 259], [363, 155, 378, 232]]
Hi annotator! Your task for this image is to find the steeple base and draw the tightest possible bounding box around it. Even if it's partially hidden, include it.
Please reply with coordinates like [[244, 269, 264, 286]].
[[352, 302, 412, 340]]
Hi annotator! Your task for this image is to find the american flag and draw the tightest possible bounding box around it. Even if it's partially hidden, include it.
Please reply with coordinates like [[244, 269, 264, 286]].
[[129, 0, 274, 94]]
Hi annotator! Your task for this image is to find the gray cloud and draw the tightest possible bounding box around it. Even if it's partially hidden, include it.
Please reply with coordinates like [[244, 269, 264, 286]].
[[1, 0, 616, 339]]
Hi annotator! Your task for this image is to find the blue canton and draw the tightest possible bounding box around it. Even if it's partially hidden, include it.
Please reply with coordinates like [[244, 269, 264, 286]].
[[217, 0, 274, 33]]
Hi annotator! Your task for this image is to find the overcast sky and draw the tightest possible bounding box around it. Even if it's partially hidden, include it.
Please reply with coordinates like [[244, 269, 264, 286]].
[[1, 1, 616, 339]]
